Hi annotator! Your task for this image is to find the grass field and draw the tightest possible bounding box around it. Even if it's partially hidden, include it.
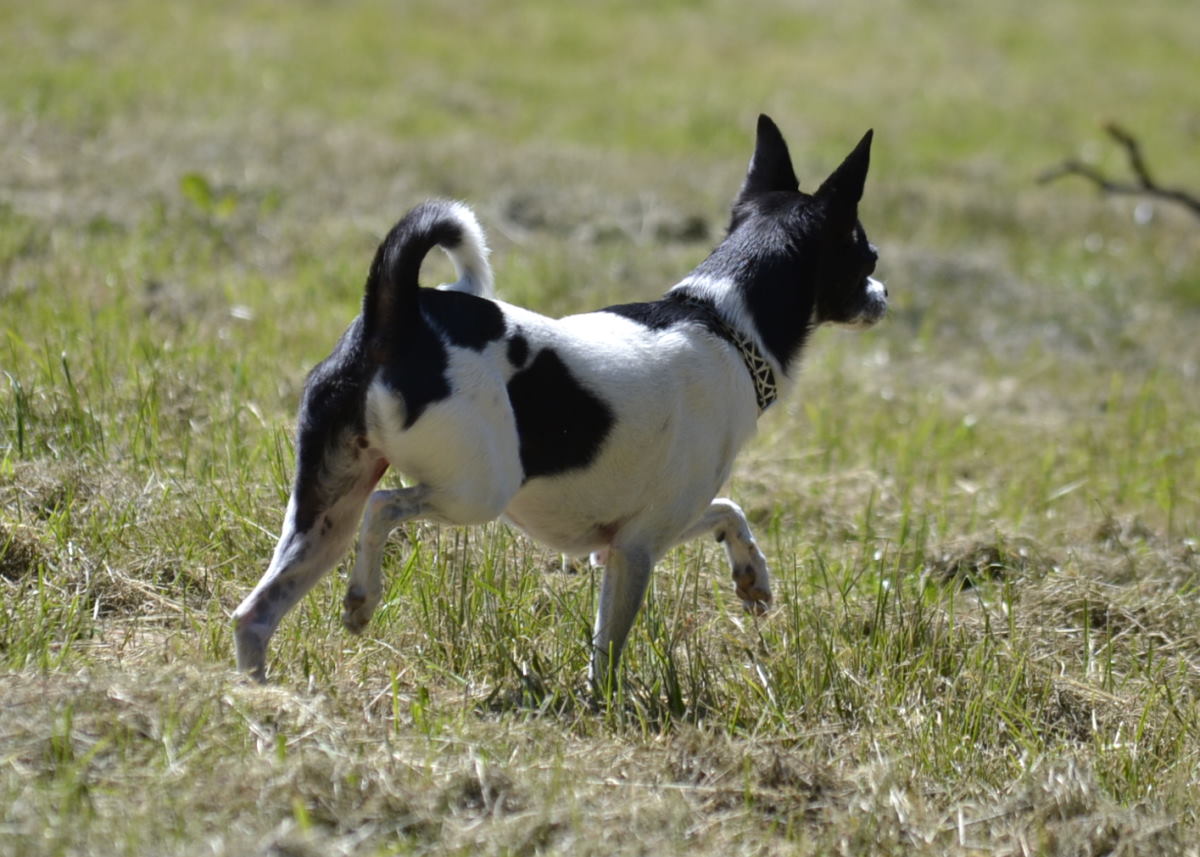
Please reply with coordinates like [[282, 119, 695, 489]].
[[3, 0, 1200, 854]]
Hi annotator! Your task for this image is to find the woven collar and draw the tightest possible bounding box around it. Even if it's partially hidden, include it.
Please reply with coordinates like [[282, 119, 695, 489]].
[[676, 296, 778, 414]]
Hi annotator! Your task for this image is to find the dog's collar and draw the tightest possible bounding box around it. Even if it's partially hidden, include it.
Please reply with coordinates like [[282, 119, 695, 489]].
[[676, 295, 777, 414]]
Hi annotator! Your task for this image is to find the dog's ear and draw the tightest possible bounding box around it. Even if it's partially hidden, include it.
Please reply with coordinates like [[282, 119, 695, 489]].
[[815, 129, 873, 225], [736, 114, 800, 202]]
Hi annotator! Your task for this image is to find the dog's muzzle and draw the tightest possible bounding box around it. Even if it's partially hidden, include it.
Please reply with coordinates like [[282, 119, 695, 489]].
[[854, 277, 888, 327]]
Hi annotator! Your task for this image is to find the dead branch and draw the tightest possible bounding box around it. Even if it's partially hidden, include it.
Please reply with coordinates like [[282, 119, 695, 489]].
[[1038, 122, 1200, 221]]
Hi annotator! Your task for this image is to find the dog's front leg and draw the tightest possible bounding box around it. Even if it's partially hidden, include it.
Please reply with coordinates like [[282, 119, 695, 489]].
[[676, 498, 772, 612], [342, 485, 430, 634], [589, 544, 654, 697]]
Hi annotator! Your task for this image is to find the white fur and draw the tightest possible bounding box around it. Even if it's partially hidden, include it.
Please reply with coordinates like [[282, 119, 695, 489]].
[[435, 201, 493, 298]]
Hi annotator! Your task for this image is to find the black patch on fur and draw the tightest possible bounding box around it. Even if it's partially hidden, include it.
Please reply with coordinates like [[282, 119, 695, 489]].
[[602, 298, 688, 330], [601, 292, 732, 342], [736, 250, 818, 372], [507, 333, 529, 369], [373, 289, 507, 429], [507, 349, 614, 480], [600, 290, 748, 350], [419, 289, 506, 351], [370, 291, 508, 432], [378, 316, 451, 430], [293, 318, 372, 531]]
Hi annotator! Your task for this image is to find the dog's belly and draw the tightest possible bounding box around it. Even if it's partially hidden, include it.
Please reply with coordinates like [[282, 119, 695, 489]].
[[502, 455, 683, 556], [501, 497, 624, 557], [501, 447, 740, 557]]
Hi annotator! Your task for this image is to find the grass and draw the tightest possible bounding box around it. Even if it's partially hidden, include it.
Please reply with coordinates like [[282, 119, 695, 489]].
[[3, 0, 1200, 854]]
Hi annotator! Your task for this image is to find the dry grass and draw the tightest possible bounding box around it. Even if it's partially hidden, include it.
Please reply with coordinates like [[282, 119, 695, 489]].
[[2, 613, 1194, 856]]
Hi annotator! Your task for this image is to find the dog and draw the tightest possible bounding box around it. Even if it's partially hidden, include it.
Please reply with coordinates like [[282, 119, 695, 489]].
[[232, 115, 886, 692]]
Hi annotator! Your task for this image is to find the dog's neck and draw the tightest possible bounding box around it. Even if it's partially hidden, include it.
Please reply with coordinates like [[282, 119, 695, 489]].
[[687, 214, 828, 374], [670, 293, 778, 413], [670, 259, 811, 388]]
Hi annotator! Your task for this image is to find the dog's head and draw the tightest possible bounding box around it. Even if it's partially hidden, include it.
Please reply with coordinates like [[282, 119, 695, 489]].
[[730, 115, 886, 330]]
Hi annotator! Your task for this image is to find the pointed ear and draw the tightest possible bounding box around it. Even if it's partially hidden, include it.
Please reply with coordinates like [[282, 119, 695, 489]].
[[736, 114, 799, 202], [816, 129, 873, 222]]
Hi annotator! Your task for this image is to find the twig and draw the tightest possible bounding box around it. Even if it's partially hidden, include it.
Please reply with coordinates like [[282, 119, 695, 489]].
[[1038, 123, 1200, 221]]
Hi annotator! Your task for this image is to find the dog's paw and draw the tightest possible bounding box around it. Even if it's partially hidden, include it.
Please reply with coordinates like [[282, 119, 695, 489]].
[[341, 586, 377, 634], [732, 549, 772, 614]]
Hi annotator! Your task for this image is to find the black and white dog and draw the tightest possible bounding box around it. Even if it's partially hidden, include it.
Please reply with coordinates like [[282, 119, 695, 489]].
[[233, 115, 885, 690]]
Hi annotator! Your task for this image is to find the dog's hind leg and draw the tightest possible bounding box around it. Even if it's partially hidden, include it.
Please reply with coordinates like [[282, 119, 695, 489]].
[[676, 498, 772, 613], [342, 486, 430, 634], [590, 543, 655, 696], [233, 457, 386, 681]]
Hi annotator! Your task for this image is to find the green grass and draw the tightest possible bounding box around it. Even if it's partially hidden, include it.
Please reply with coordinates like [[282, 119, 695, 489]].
[[3, 0, 1200, 854]]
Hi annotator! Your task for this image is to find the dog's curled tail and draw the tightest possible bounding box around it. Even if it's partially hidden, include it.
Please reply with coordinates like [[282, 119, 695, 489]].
[[362, 200, 493, 359]]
